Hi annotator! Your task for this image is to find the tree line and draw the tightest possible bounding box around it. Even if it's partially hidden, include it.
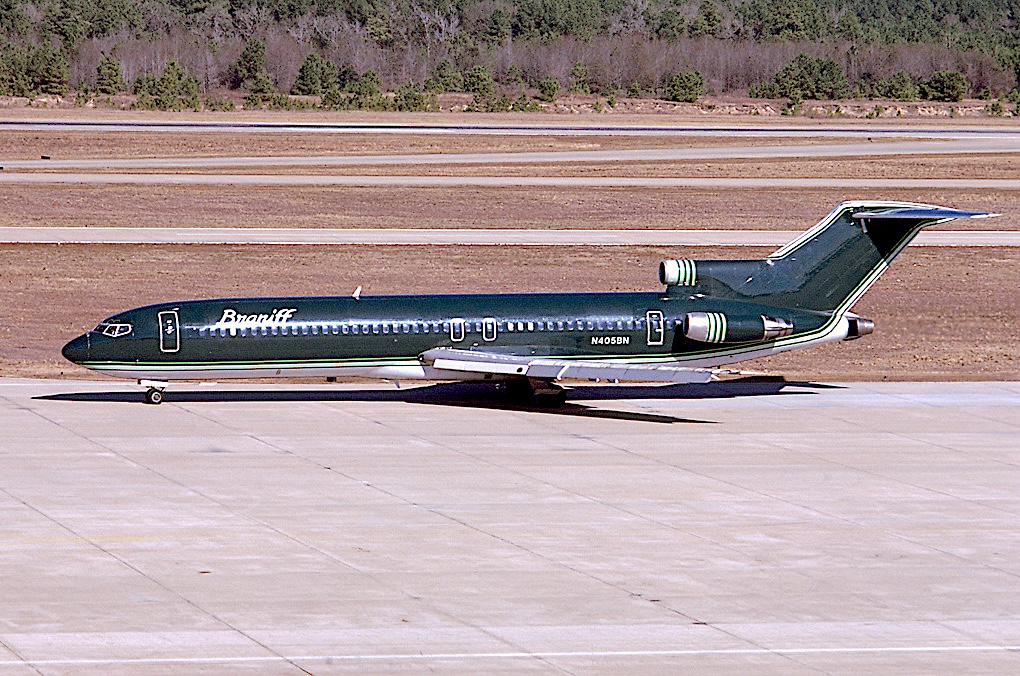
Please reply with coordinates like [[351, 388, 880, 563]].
[[0, 0, 1017, 108]]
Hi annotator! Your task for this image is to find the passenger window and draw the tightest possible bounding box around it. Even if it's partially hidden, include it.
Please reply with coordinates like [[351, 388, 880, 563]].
[[586, 321, 594, 330], [382, 324, 389, 334], [413, 323, 420, 334], [372, 325, 380, 334], [342, 325, 349, 335], [352, 325, 359, 335], [556, 321, 564, 331], [596, 320, 605, 330], [505, 321, 513, 332], [311, 325, 318, 335], [626, 320, 634, 330]]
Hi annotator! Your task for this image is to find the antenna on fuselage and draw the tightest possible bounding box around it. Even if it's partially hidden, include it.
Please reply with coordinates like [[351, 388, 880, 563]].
[[352, 285, 362, 301]]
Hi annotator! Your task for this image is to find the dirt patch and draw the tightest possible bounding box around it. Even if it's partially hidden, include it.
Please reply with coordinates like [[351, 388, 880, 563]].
[[0, 130, 845, 161], [3, 244, 1017, 382], [0, 185, 1012, 230]]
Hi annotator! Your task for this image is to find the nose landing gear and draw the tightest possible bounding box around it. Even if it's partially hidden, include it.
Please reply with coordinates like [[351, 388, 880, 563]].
[[139, 380, 168, 405]]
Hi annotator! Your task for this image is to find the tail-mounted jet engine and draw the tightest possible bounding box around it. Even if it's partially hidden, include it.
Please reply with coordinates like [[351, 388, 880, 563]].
[[684, 312, 794, 344], [844, 315, 875, 341]]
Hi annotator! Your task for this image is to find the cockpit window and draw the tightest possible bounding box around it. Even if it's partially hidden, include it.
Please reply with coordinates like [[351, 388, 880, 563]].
[[95, 322, 133, 338]]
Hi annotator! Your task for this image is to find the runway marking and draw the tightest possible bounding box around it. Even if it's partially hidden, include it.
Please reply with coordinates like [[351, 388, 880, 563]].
[[2, 645, 1019, 665]]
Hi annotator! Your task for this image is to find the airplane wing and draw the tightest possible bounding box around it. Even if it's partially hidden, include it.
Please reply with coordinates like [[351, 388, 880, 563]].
[[419, 347, 716, 384]]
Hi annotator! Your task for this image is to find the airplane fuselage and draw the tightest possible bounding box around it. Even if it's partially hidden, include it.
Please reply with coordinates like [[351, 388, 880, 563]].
[[62, 291, 841, 381]]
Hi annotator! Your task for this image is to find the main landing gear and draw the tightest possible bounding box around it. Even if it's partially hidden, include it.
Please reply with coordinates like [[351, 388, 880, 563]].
[[498, 377, 567, 407], [139, 380, 168, 405]]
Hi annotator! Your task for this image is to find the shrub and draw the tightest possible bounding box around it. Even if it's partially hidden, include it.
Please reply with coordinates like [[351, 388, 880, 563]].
[[95, 54, 124, 95], [878, 70, 919, 101], [463, 65, 495, 98], [132, 61, 200, 111], [424, 60, 463, 93], [291, 53, 335, 96], [393, 80, 432, 111], [229, 39, 267, 90], [569, 61, 590, 94], [986, 101, 1005, 117], [537, 76, 560, 102], [751, 53, 849, 100], [689, 1, 724, 38], [921, 70, 967, 102], [32, 44, 69, 95], [204, 96, 235, 112], [655, 7, 686, 43], [664, 71, 705, 103], [511, 93, 543, 111], [506, 64, 524, 86]]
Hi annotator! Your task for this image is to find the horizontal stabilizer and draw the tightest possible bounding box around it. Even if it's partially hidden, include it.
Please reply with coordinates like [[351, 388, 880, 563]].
[[420, 347, 714, 384], [852, 207, 998, 221]]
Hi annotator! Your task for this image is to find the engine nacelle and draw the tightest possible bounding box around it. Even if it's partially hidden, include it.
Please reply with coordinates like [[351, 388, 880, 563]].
[[684, 312, 794, 344], [844, 315, 875, 340], [659, 259, 697, 286]]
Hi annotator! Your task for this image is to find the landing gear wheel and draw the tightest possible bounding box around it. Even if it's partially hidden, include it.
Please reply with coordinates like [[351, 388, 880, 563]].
[[145, 388, 164, 405]]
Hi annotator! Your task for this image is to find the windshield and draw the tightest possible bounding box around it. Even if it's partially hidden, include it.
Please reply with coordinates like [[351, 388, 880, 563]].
[[95, 321, 133, 338]]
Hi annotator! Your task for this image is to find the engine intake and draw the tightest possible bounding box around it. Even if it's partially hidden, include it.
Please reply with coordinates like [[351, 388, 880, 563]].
[[684, 312, 794, 344], [659, 259, 697, 286]]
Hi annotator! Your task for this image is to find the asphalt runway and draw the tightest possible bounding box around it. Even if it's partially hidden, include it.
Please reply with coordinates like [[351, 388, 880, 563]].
[[3, 174, 1020, 190], [3, 119, 1020, 137], [5, 138, 1020, 171], [4, 378, 1020, 672], [1, 227, 1014, 246]]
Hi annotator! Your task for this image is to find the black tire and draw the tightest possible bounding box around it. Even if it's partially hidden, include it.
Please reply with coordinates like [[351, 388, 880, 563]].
[[145, 388, 164, 405]]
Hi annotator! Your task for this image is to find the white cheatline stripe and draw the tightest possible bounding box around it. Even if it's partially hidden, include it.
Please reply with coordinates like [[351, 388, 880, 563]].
[[2, 645, 1019, 666]]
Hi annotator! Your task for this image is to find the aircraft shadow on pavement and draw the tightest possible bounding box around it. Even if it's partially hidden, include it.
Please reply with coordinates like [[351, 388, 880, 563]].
[[35, 377, 838, 425]]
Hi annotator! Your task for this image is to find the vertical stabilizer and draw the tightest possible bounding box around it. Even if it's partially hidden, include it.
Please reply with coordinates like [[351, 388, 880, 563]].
[[680, 202, 994, 313]]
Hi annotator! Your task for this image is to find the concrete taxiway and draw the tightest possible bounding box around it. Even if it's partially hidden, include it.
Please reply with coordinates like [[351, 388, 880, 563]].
[[3, 378, 1020, 672], [0, 227, 1016, 246]]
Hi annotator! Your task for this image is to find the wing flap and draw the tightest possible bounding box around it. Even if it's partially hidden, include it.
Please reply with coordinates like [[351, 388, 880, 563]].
[[421, 348, 714, 384]]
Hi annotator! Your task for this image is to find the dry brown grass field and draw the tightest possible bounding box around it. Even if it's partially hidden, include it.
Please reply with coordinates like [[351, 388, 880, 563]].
[[0, 185, 1015, 231]]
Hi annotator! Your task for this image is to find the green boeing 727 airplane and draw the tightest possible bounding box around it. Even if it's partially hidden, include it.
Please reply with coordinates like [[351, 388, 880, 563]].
[[62, 201, 992, 404]]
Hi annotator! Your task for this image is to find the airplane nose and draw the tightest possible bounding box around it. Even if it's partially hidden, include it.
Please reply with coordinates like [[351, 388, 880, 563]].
[[61, 334, 90, 364]]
